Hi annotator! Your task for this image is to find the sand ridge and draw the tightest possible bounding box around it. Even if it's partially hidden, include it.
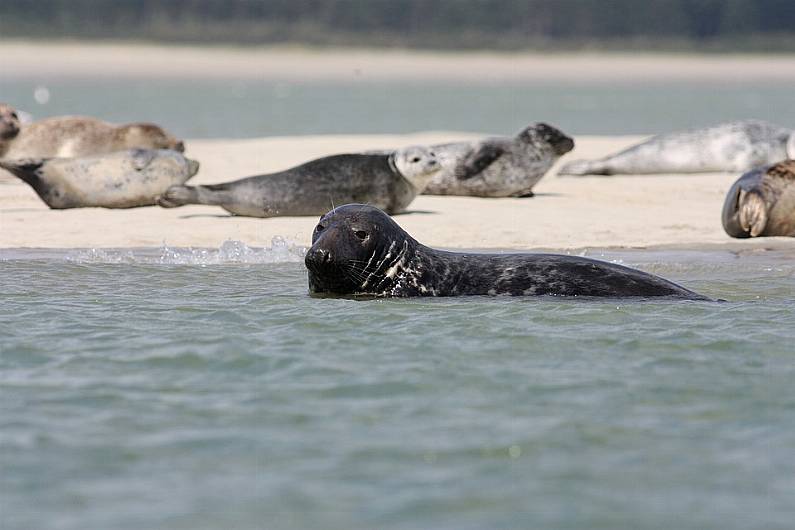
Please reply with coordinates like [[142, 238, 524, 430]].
[[2, 133, 794, 251]]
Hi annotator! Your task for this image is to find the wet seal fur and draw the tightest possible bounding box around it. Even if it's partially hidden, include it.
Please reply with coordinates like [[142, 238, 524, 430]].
[[305, 204, 710, 299], [157, 147, 439, 217], [0, 103, 22, 156], [394, 123, 574, 197], [560, 120, 794, 176], [722, 160, 795, 238], [3, 115, 184, 159], [0, 149, 199, 209]]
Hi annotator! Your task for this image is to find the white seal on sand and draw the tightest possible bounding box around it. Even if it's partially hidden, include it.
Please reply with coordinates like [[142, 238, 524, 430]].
[[3, 115, 185, 159], [0, 149, 199, 209], [559, 120, 794, 176], [421, 123, 574, 197]]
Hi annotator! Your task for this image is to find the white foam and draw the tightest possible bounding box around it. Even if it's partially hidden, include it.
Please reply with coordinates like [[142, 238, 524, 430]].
[[64, 237, 307, 265]]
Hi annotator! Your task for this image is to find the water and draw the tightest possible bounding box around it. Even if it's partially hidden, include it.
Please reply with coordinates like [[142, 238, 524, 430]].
[[1, 244, 793, 530], [1, 77, 793, 137]]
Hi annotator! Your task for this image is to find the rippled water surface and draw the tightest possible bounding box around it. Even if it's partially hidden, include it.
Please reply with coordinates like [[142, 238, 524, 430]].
[[1, 245, 794, 530]]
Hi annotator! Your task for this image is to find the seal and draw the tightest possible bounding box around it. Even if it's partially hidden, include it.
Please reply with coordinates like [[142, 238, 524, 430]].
[[0, 149, 200, 209], [559, 120, 794, 176], [0, 103, 22, 157], [304, 204, 710, 299], [156, 146, 440, 217], [420, 123, 574, 197], [722, 160, 795, 238], [3, 115, 185, 159]]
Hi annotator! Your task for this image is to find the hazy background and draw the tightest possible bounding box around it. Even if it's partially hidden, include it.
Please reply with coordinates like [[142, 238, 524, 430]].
[[1, 0, 794, 51]]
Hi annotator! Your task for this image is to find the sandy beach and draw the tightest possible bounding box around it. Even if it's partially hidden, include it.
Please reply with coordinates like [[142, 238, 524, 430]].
[[2, 133, 793, 251]]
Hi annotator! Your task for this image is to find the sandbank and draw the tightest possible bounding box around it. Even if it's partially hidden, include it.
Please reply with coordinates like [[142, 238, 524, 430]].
[[2, 133, 793, 252]]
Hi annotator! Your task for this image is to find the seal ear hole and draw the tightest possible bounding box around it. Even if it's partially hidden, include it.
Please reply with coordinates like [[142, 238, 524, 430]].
[[354, 230, 368, 240]]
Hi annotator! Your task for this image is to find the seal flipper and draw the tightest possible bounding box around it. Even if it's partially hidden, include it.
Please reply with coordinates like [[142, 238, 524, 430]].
[[738, 189, 768, 237], [157, 184, 236, 208], [0, 158, 46, 185], [453, 144, 504, 180], [558, 159, 611, 176]]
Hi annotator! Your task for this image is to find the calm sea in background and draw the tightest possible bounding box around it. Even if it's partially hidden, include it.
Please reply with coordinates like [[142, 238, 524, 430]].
[[1, 76, 794, 137], [2, 74, 794, 529], [1, 244, 794, 529]]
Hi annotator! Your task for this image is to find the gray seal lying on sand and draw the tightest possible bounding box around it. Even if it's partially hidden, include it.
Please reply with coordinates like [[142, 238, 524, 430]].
[[0, 149, 199, 209], [0, 103, 22, 156], [304, 204, 709, 299], [377, 123, 573, 197], [3, 115, 185, 159], [157, 146, 439, 217], [559, 120, 794, 176], [722, 160, 795, 238]]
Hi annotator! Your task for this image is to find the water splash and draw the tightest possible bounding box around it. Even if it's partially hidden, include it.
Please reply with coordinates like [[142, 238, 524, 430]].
[[65, 237, 307, 265]]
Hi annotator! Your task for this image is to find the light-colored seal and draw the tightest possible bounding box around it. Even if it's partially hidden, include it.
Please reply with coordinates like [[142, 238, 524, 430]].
[[3, 115, 184, 159], [559, 120, 794, 176], [0, 149, 199, 209], [305, 204, 710, 299], [420, 123, 574, 197], [722, 160, 795, 238], [157, 146, 439, 217], [0, 103, 22, 156]]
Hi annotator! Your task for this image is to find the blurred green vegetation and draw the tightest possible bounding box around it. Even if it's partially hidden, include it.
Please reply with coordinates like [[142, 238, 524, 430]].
[[1, 0, 794, 51]]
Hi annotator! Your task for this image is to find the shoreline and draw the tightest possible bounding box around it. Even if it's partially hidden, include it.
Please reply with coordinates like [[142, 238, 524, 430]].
[[3, 41, 795, 83], [2, 133, 794, 252]]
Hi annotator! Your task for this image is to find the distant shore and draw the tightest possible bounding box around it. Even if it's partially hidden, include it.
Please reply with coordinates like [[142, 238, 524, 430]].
[[3, 41, 795, 83], [2, 132, 794, 251]]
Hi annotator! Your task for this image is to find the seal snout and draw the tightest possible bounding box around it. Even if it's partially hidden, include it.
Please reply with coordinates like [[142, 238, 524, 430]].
[[305, 247, 333, 268]]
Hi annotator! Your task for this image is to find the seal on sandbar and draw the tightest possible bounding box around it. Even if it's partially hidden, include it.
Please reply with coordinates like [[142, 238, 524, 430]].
[[0, 149, 200, 209], [722, 160, 795, 238], [3, 115, 185, 159], [420, 123, 574, 197], [157, 146, 440, 217], [559, 120, 794, 176], [0, 103, 22, 157], [304, 204, 710, 299]]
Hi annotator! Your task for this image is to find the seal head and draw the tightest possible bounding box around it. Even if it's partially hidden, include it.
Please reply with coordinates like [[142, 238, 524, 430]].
[[0, 103, 21, 141], [391, 145, 440, 192], [519, 122, 575, 156]]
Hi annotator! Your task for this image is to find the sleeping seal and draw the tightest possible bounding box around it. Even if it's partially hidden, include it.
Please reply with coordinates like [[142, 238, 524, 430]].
[[3, 115, 184, 159], [722, 160, 795, 238], [559, 120, 794, 176], [305, 204, 709, 299], [409, 123, 574, 197], [0, 149, 199, 209], [157, 146, 439, 217], [0, 103, 22, 156]]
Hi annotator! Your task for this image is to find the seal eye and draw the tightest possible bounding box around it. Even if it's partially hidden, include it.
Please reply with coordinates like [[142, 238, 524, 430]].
[[315, 224, 325, 232], [354, 230, 368, 240], [411, 157, 421, 163], [10, 112, 18, 119]]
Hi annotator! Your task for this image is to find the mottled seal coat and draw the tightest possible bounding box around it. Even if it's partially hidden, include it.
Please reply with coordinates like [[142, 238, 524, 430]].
[[305, 204, 709, 299], [0, 103, 22, 157], [3, 115, 184, 159], [559, 120, 794, 176], [157, 146, 439, 217], [420, 123, 574, 197], [722, 160, 795, 238], [0, 149, 199, 209]]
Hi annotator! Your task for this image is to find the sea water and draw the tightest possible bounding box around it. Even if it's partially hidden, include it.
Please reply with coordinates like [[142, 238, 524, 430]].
[[1, 77, 794, 137], [1, 244, 793, 529]]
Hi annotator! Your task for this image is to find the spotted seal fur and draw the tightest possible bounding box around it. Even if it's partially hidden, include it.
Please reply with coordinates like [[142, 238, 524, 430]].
[[305, 204, 710, 299]]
